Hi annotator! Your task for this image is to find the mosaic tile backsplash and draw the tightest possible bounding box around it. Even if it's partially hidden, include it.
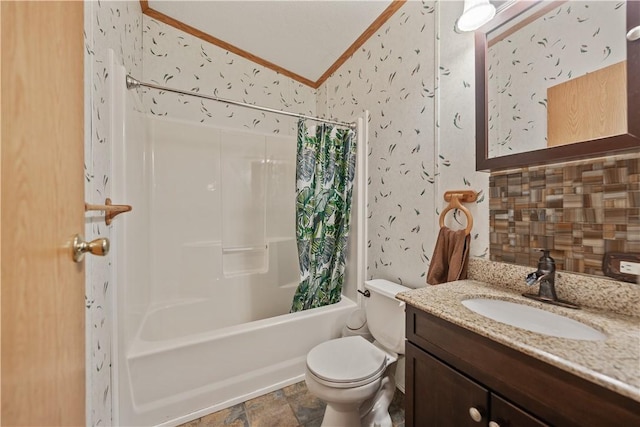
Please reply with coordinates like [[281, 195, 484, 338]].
[[489, 153, 640, 276]]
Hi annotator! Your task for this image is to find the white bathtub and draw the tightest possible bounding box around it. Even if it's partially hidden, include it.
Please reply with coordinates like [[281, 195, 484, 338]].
[[119, 296, 356, 426]]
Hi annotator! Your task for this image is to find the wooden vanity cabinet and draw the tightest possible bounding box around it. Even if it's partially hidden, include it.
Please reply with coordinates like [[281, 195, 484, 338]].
[[407, 342, 546, 426], [405, 306, 640, 427]]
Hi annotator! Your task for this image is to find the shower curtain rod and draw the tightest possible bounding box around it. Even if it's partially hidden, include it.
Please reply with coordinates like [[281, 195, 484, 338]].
[[126, 75, 357, 130]]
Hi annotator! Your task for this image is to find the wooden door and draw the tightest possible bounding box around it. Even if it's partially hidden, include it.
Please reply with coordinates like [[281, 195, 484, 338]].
[[1, 1, 86, 425]]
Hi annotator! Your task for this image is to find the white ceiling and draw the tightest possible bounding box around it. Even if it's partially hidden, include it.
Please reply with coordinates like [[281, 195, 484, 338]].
[[148, 1, 395, 83]]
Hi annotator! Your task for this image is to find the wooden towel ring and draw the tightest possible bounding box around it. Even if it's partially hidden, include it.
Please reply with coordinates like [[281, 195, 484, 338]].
[[438, 190, 477, 235]]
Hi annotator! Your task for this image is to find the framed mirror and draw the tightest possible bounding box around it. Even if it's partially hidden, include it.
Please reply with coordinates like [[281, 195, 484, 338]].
[[476, 0, 640, 171]]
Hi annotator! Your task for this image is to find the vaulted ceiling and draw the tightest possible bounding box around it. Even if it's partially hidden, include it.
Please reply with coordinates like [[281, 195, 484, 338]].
[[142, 0, 403, 88]]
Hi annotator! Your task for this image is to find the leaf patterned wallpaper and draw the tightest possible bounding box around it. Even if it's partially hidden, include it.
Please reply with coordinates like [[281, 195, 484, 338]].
[[142, 17, 317, 134], [318, 0, 489, 287], [488, 1, 626, 157]]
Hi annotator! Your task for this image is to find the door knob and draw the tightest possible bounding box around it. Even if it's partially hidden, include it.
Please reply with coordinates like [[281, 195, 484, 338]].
[[72, 234, 110, 262]]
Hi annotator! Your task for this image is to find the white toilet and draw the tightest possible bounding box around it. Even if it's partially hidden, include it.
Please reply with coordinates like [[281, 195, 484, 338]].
[[305, 279, 410, 427]]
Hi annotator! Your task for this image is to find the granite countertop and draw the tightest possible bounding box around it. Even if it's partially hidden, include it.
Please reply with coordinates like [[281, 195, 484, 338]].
[[396, 279, 640, 403]]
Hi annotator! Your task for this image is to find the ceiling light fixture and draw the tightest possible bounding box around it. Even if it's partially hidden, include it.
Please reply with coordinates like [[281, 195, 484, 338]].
[[457, 0, 496, 32]]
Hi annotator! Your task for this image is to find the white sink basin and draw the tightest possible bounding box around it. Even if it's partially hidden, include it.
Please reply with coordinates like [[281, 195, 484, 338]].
[[461, 298, 606, 341]]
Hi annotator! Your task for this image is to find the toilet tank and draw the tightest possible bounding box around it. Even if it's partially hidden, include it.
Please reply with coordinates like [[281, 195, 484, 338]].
[[364, 279, 411, 355]]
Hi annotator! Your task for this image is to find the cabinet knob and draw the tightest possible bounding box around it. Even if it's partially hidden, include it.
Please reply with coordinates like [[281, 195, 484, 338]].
[[489, 422, 501, 427], [469, 407, 483, 423]]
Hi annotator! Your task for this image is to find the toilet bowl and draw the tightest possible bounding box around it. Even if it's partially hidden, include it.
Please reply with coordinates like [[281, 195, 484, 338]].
[[305, 279, 410, 427]]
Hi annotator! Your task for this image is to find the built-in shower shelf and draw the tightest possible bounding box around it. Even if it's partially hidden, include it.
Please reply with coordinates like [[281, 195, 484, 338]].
[[222, 245, 268, 253], [223, 245, 269, 277]]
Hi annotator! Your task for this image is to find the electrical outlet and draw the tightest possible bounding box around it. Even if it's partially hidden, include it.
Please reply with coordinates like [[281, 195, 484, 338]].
[[603, 253, 640, 282], [620, 261, 640, 276]]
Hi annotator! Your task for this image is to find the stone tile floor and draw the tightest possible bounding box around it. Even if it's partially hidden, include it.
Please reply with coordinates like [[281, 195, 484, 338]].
[[180, 381, 405, 427]]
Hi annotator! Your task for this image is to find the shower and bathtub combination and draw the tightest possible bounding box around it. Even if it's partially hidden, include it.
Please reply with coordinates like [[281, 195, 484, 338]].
[[108, 60, 368, 426]]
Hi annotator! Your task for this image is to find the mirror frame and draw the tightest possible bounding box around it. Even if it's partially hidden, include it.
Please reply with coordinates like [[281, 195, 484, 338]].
[[475, 0, 640, 171]]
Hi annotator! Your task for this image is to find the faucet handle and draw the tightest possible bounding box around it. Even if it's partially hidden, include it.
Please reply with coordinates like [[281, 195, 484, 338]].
[[525, 272, 540, 286]]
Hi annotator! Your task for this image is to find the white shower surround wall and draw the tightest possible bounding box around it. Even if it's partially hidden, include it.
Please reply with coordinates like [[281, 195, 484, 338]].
[[141, 12, 363, 301]]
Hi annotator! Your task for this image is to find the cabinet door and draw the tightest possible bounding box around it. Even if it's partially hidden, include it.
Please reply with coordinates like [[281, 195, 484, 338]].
[[406, 342, 489, 427], [490, 395, 548, 427]]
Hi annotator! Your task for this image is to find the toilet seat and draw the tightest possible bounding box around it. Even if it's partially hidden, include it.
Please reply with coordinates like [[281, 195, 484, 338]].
[[306, 336, 388, 388]]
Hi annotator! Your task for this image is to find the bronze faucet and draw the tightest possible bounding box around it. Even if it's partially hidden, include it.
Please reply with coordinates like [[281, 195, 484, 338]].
[[524, 250, 579, 309]]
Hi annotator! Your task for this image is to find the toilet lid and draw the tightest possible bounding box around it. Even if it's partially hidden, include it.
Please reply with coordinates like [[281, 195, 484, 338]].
[[306, 336, 387, 387]]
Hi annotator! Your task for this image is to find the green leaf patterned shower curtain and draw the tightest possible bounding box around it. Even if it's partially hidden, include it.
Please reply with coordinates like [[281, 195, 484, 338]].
[[290, 120, 357, 312]]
